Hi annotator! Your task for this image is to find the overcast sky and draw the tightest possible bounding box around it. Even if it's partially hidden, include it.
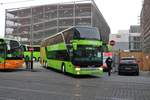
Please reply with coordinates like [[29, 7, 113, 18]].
[[0, 0, 142, 37]]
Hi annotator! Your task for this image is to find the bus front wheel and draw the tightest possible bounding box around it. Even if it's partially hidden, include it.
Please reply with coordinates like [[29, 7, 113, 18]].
[[33, 57, 36, 61], [61, 64, 66, 74]]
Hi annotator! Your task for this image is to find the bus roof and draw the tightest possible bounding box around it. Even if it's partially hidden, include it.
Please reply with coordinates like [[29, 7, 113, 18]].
[[41, 26, 98, 42]]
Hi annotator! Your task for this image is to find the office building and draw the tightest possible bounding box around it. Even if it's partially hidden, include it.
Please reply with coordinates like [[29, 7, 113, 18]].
[[129, 25, 142, 51], [140, 0, 150, 53]]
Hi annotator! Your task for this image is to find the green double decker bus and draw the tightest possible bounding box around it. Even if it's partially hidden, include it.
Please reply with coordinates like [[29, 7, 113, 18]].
[[22, 45, 40, 61], [40, 26, 103, 75]]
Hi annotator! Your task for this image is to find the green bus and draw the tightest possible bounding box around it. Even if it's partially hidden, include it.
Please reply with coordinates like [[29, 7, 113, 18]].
[[0, 38, 24, 69], [22, 45, 40, 61], [40, 26, 103, 75]]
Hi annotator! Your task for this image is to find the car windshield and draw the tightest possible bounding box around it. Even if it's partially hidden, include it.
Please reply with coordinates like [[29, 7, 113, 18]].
[[121, 58, 136, 63]]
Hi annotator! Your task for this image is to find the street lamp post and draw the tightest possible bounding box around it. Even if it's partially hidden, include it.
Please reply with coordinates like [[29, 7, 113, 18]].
[[30, 7, 33, 71]]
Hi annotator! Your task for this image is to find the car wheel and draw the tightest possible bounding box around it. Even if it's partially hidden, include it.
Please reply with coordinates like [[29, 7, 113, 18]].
[[118, 71, 121, 75], [136, 72, 139, 76]]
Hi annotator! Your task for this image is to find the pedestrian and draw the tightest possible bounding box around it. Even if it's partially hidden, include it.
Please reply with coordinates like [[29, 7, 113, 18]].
[[24, 55, 30, 70], [105, 57, 113, 76]]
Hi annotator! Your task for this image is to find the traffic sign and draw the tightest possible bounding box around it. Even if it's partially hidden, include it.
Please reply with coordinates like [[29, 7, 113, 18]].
[[109, 40, 115, 46]]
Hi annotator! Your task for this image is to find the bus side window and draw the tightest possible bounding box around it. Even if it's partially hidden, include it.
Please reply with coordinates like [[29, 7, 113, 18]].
[[56, 51, 69, 61], [63, 29, 73, 44], [73, 28, 80, 39], [54, 34, 63, 44]]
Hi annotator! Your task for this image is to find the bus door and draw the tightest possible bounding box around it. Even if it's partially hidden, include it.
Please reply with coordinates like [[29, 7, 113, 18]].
[[0, 43, 6, 69]]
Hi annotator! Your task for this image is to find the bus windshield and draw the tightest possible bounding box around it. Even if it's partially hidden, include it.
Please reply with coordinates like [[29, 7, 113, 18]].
[[33, 47, 40, 52], [0, 44, 6, 59], [25, 46, 40, 52], [72, 45, 102, 66], [74, 27, 100, 40], [6, 40, 22, 59]]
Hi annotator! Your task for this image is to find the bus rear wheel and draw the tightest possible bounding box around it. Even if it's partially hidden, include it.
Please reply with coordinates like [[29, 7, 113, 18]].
[[61, 64, 66, 74]]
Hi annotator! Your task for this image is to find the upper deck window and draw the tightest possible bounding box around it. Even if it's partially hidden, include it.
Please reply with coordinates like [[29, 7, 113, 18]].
[[74, 27, 100, 40]]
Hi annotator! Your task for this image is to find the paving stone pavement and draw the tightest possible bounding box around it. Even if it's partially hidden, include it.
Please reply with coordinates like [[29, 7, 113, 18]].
[[0, 62, 149, 100]]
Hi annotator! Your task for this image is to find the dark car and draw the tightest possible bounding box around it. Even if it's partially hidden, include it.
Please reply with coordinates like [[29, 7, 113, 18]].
[[118, 57, 139, 75]]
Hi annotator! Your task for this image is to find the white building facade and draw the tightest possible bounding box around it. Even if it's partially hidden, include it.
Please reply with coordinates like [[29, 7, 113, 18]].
[[109, 30, 129, 51]]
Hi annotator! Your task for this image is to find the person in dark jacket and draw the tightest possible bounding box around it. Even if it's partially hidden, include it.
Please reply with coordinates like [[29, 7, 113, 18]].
[[24, 55, 30, 70], [105, 57, 113, 76]]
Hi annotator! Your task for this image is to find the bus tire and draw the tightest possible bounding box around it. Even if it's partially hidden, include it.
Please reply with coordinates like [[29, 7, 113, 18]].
[[33, 57, 36, 61], [61, 63, 66, 74]]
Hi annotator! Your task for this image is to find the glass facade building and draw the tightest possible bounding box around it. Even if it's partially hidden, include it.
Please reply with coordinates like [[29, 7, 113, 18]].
[[5, 0, 110, 45]]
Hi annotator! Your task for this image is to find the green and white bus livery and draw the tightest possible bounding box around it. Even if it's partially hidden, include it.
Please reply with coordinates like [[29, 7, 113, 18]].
[[40, 26, 103, 75]]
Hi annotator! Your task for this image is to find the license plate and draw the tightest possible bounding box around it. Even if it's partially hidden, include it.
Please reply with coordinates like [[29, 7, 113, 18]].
[[125, 67, 131, 70], [81, 68, 97, 70]]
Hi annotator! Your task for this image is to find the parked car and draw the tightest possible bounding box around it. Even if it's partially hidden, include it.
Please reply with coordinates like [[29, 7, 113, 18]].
[[118, 57, 139, 75]]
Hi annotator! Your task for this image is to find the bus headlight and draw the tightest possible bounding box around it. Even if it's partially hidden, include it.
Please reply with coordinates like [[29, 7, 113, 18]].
[[98, 67, 103, 71], [75, 68, 80, 71]]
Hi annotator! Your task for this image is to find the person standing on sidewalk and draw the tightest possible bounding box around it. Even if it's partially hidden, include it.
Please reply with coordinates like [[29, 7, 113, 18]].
[[105, 57, 113, 76], [24, 55, 30, 70]]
